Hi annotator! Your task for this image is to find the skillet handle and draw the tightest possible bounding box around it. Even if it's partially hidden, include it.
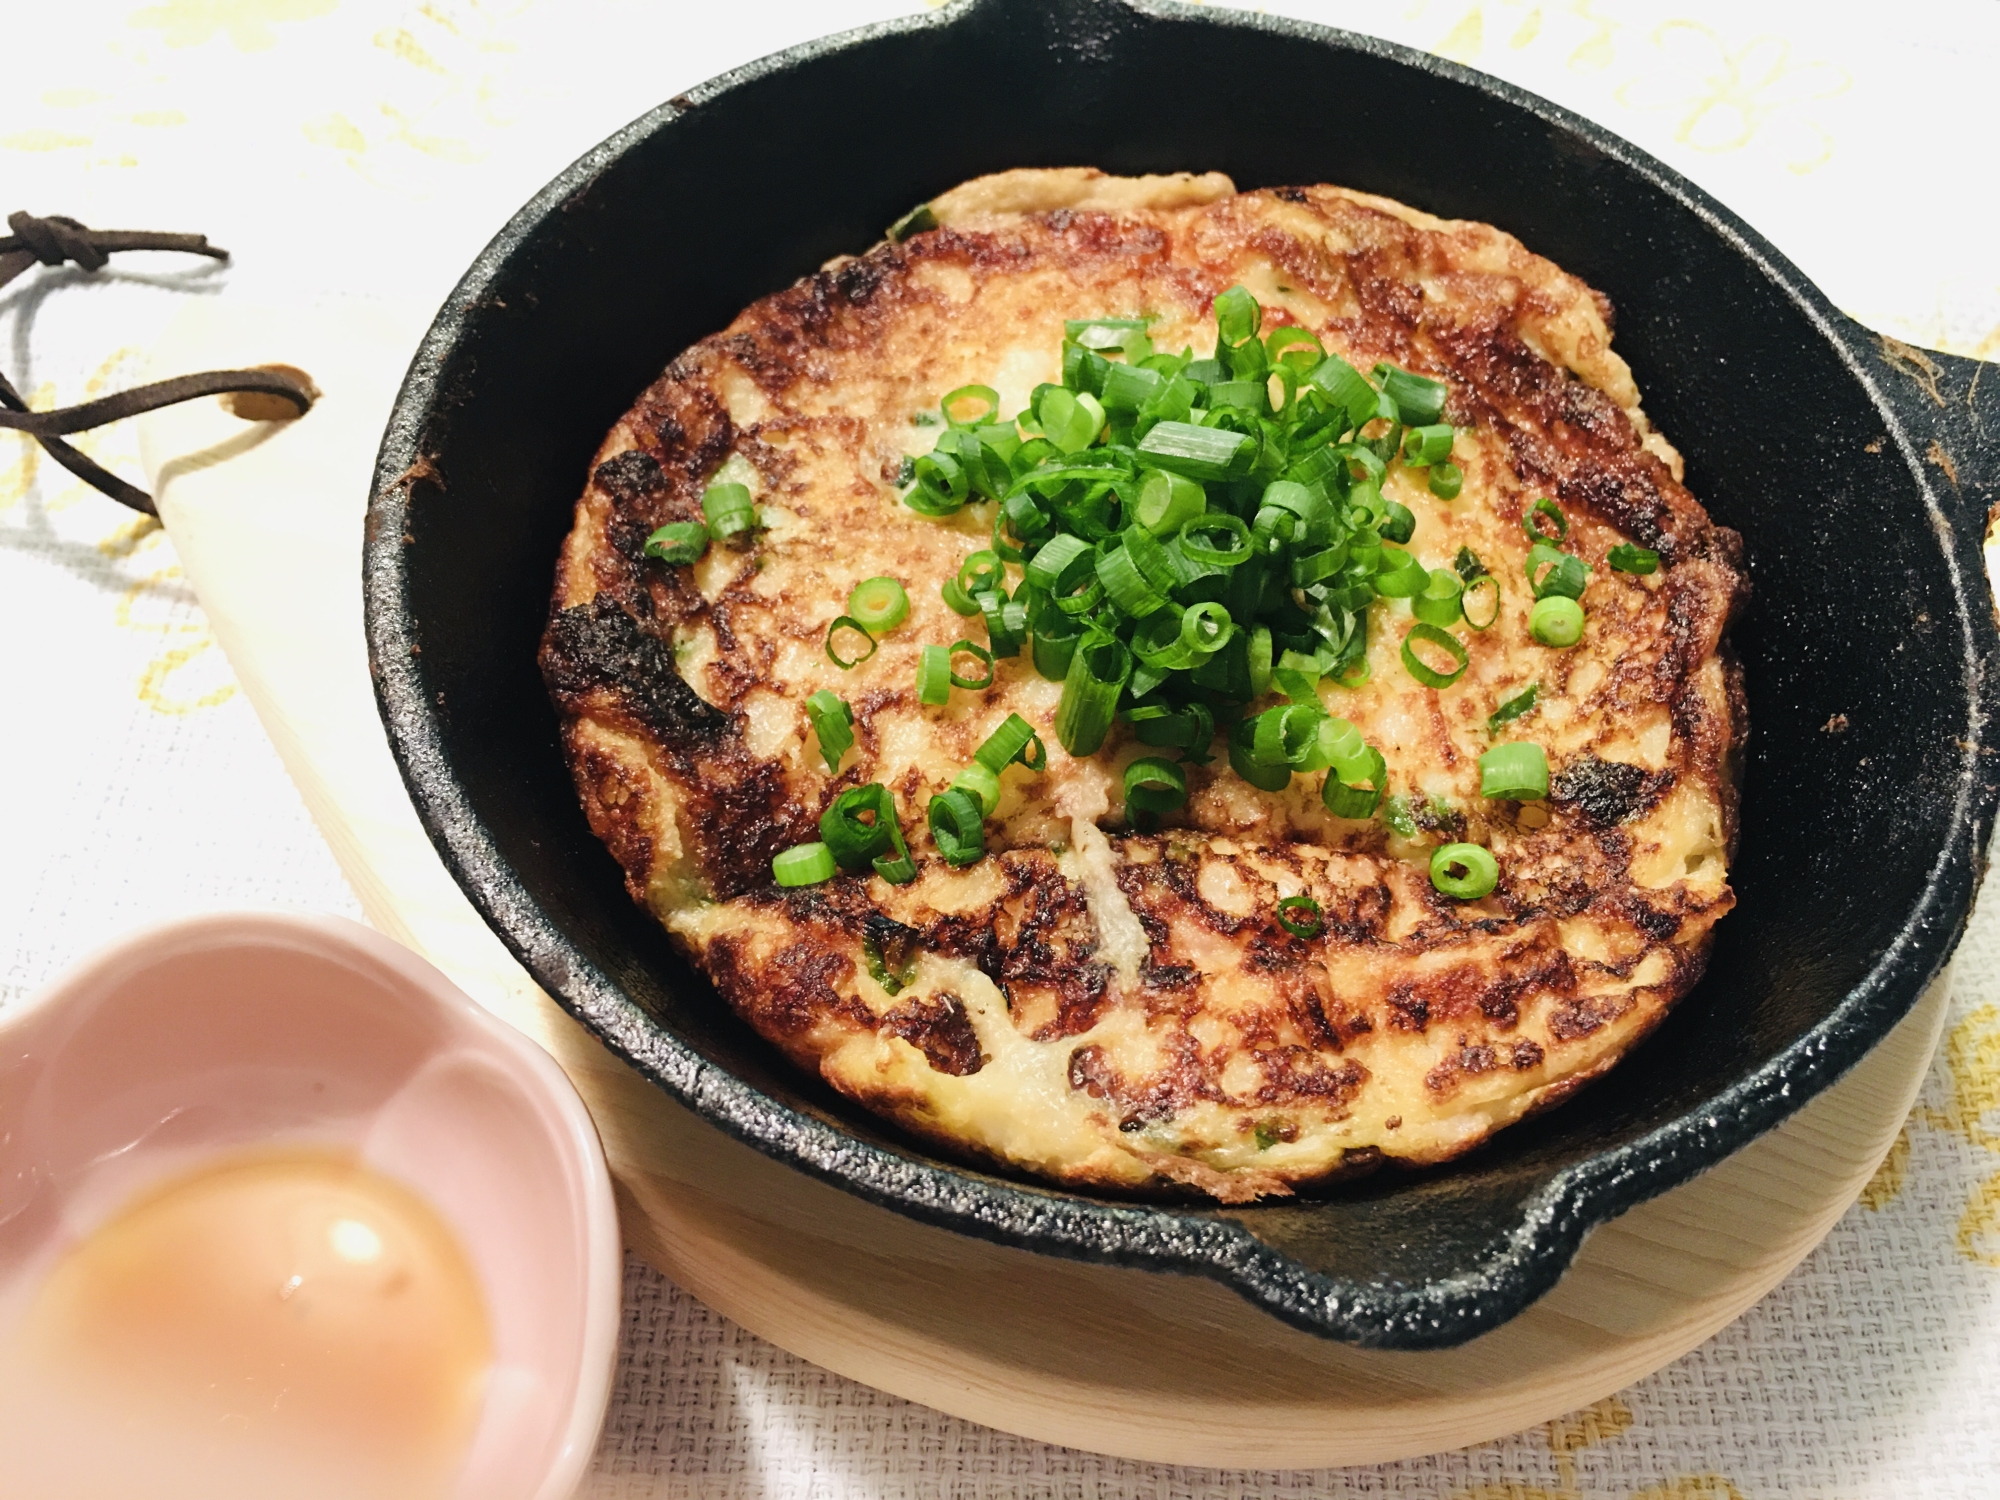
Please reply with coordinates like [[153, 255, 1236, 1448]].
[[1847, 322, 2000, 564]]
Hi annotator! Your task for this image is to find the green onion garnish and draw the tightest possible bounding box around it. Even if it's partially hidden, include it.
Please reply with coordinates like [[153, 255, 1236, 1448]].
[[1276, 894, 1324, 939], [886, 203, 937, 241], [1522, 497, 1568, 546], [1608, 543, 1660, 574], [1135, 420, 1255, 482], [947, 640, 995, 690], [1401, 424, 1454, 467], [941, 576, 979, 615], [916, 644, 951, 705], [1486, 683, 1539, 735], [1413, 568, 1465, 626], [1479, 741, 1549, 801], [1454, 546, 1490, 582], [1322, 743, 1386, 819], [643, 521, 709, 565], [926, 787, 986, 867], [847, 576, 910, 632], [821, 783, 898, 871], [1529, 595, 1585, 648], [1526, 543, 1589, 601], [1461, 574, 1501, 631], [825, 615, 876, 669], [772, 842, 836, 887], [975, 712, 1046, 773], [951, 762, 1002, 816], [702, 481, 758, 545], [1123, 756, 1187, 818], [1055, 635, 1131, 756], [940, 384, 1000, 427], [1401, 622, 1469, 689], [805, 690, 854, 772], [892, 287, 1520, 805], [1135, 469, 1204, 536], [1430, 842, 1498, 899], [1376, 365, 1447, 425]]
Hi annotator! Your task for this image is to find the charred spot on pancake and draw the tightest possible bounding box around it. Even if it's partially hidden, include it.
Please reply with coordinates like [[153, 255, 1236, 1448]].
[[881, 992, 985, 1076], [593, 449, 666, 503], [541, 595, 725, 747], [1551, 754, 1662, 827]]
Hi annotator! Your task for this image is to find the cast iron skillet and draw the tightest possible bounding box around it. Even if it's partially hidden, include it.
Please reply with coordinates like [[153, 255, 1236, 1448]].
[[364, 0, 2000, 1348]]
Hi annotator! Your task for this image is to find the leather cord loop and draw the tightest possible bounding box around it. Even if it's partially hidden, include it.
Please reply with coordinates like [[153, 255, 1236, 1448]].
[[0, 211, 309, 516]]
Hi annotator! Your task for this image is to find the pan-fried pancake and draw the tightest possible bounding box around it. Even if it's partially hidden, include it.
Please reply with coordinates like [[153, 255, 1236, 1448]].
[[541, 169, 1745, 1200]]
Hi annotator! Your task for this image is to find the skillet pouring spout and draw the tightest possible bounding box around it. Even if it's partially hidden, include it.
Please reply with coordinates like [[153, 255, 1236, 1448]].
[[364, 0, 2000, 1346]]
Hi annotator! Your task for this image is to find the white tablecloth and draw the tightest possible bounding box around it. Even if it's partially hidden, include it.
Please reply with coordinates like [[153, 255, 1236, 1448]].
[[5, 3, 1999, 1493]]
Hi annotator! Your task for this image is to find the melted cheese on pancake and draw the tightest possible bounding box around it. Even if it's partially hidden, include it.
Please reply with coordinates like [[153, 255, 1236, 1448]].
[[540, 170, 1745, 1200]]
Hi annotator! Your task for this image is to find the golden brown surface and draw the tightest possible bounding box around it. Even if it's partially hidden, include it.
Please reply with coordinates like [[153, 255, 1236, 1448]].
[[539, 169, 1745, 1199]]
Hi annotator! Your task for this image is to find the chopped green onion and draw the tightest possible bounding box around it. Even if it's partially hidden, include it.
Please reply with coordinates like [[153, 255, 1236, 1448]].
[[873, 804, 918, 885], [772, 842, 836, 887], [1413, 568, 1464, 626], [1123, 756, 1188, 818], [977, 589, 1027, 657], [1032, 532, 1096, 596], [940, 384, 1000, 427], [1609, 543, 1661, 574], [957, 549, 1007, 597], [861, 930, 917, 994], [886, 203, 937, 241], [1252, 702, 1323, 768], [1401, 424, 1454, 467], [948, 639, 995, 689], [1135, 469, 1204, 536], [941, 576, 979, 615], [1228, 716, 1292, 791], [1213, 285, 1262, 346], [1486, 683, 1539, 735], [1180, 513, 1253, 567], [1055, 635, 1131, 756], [1522, 497, 1568, 545], [848, 576, 910, 632], [1307, 354, 1378, 433], [975, 712, 1045, 773], [1529, 594, 1585, 648], [1376, 365, 1448, 425], [1383, 795, 1419, 839], [821, 783, 900, 871], [1401, 622, 1469, 689], [1379, 499, 1417, 545], [1135, 420, 1255, 482], [1096, 541, 1169, 618], [1428, 462, 1464, 500], [1430, 842, 1498, 899], [702, 481, 758, 544], [1479, 741, 1549, 800], [1037, 387, 1107, 454], [952, 762, 1002, 815], [1462, 574, 1501, 631], [805, 690, 854, 773], [1247, 624, 1274, 699], [916, 644, 951, 705], [1374, 549, 1429, 597], [1322, 743, 1386, 819], [1526, 543, 1589, 601], [643, 520, 709, 565], [1276, 894, 1324, 939], [825, 615, 877, 669], [926, 787, 987, 867], [1454, 545, 1490, 582], [1126, 701, 1214, 758], [1032, 625, 1080, 681]]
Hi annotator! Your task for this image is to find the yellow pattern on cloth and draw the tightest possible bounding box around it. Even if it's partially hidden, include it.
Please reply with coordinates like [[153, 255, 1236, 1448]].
[[1, 3, 1998, 1497]]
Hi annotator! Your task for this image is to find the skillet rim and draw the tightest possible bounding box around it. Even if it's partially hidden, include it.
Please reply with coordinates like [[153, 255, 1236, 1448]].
[[363, 0, 2000, 1348]]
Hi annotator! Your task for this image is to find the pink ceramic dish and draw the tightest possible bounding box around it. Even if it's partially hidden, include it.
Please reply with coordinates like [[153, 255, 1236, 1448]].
[[0, 911, 622, 1500]]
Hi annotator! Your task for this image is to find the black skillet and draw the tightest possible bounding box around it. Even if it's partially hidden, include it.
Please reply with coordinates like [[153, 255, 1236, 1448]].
[[363, 0, 2000, 1349]]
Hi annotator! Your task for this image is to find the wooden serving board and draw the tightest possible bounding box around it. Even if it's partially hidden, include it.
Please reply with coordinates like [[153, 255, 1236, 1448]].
[[133, 301, 1947, 1469]]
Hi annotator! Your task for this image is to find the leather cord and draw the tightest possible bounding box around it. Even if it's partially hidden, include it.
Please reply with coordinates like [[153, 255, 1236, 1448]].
[[0, 211, 316, 516]]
